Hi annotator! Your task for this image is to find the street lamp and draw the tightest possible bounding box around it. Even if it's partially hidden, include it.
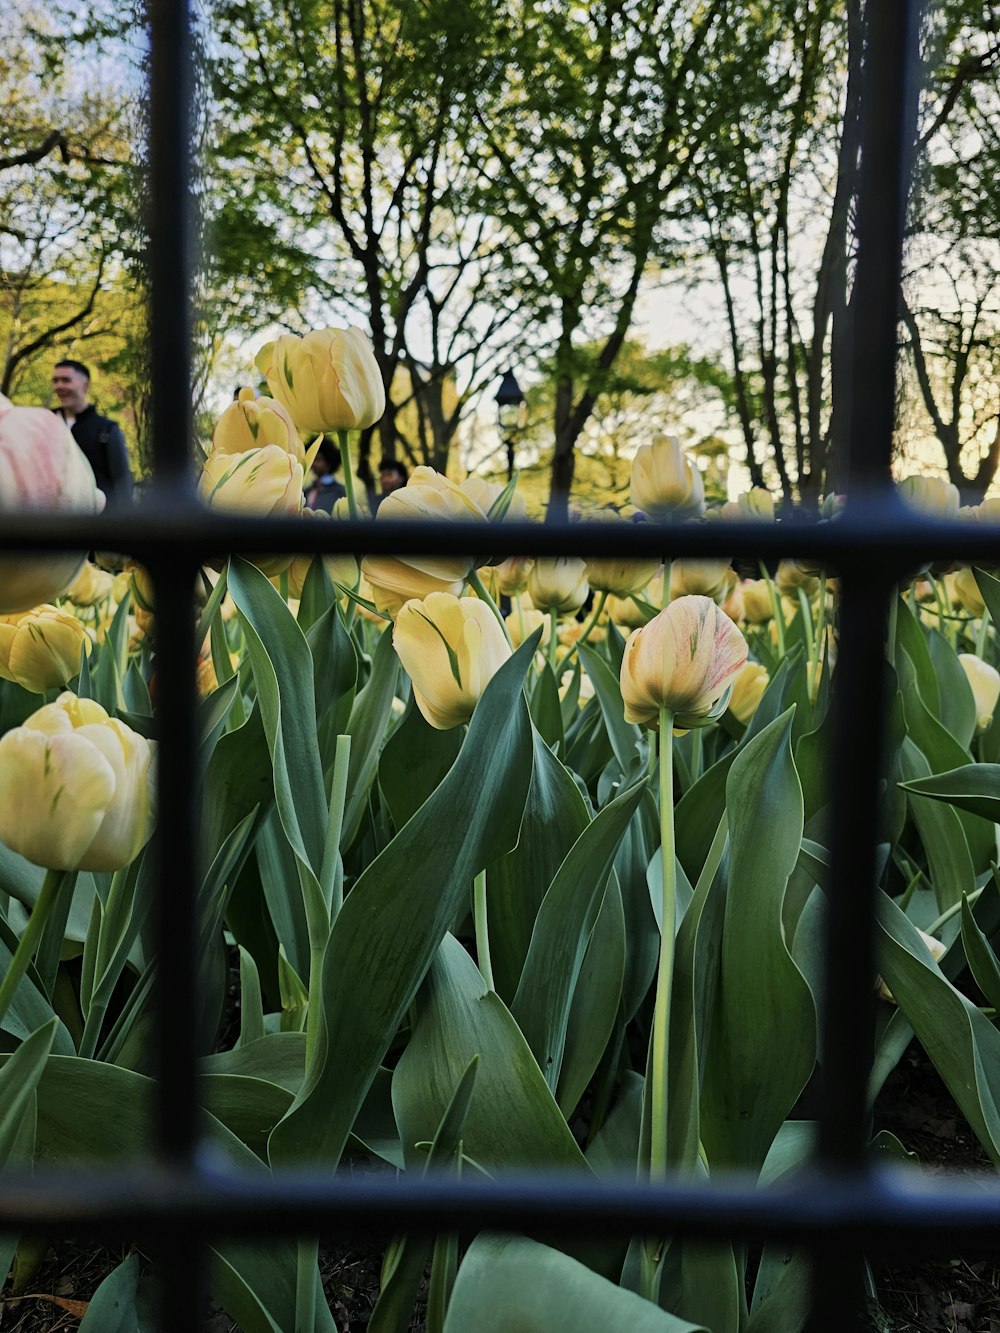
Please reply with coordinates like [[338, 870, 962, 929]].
[[494, 369, 526, 481]]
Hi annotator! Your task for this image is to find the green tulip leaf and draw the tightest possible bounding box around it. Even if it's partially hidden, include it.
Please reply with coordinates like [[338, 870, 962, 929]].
[[512, 781, 644, 1095], [960, 895, 1000, 1013], [443, 1234, 707, 1333], [898, 738, 975, 910], [77, 1254, 147, 1332], [701, 709, 816, 1174], [487, 728, 590, 1002], [267, 639, 535, 1167], [901, 762, 1000, 823], [877, 892, 1000, 1167], [927, 627, 976, 749], [228, 557, 327, 877], [379, 698, 462, 832], [579, 643, 642, 777], [529, 660, 564, 754], [393, 934, 586, 1173]]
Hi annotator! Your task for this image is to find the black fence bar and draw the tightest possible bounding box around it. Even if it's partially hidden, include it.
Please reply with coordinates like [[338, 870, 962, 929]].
[[1, 503, 997, 568], [0, 1166, 998, 1251], [147, 0, 203, 1323]]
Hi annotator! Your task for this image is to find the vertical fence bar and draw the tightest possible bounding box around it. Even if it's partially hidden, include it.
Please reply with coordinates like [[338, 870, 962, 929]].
[[147, 0, 204, 1325], [812, 0, 923, 1327]]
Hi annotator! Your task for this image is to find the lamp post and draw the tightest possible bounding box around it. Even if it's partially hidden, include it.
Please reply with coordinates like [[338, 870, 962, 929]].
[[494, 369, 526, 481]]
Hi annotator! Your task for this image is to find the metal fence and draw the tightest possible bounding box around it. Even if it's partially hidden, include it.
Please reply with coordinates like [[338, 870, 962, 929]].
[[3, 0, 998, 1329]]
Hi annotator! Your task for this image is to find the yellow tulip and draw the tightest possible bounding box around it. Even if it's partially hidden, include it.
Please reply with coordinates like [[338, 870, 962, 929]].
[[64, 561, 115, 607], [213, 387, 305, 466], [255, 326, 385, 433], [392, 592, 512, 729], [606, 592, 651, 631], [0, 692, 155, 870], [958, 654, 1000, 733], [671, 558, 733, 603], [897, 475, 960, 517], [583, 514, 661, 597], [954, 567, 985, 617], [620, 594, 748, 730], [0, 394, 103, 614], [360, 555, 466, 619], [282, 509, 359, 597], [199, 445, 304, 519], [775, 560, 819, 598], [460, 475, 527, 522], [527, 557, 589, 615], [0, 606, 91, 693], [505, 606, 550, 649], [361, 467, 489, 614], [630, 434, 705, 520], [199, 446, 303, 577], [493, 556, 535, 597], [741, 580, 774, 624], [717, 488, 775, 522], [728, 661, 769, 724]]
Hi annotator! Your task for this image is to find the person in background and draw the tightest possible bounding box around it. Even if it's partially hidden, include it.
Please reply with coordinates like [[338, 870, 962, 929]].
[[51, 359, 133, 505], [305, 438, 347, 512], [375, 456, 408, 511]]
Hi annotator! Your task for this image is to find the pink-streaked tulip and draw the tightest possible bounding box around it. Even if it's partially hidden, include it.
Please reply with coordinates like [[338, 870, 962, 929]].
[[255, 326, 385, 434], [0, 605, 91, 693], [630, 434, 705, 520], [213, 387, 305, 466], [0, 394, 103, 614], [527, 557, 589, 615], [392, 592, 512, 729], [0, 692, 155, 870], [620, 594, 748, 730], [958, 654, 1000, 734]]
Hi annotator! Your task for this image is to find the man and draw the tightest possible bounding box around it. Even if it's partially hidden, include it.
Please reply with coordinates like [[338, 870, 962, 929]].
[[51, 359, 133, 504], [304, 439, 346, 512], [374, 456, 408, 511]]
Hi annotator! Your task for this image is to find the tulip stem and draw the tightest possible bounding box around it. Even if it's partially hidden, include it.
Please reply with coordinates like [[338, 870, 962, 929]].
[[473, 869, 494, 992], [815, 572, 829, 667], [976, 608, 991, 658], [650, 708, 676, 1183], [0, 868, 75, 1025], [797, 587, 815, 666], [337, 429, 361, 523], [557, 591, 607, 675], [547, 609, 559, 671], [467, 568, 513, 648], [662, 560, 672, 610], [927, 886, 983, 937], [321, 735, 352, 922], [759, 562, 785, 657]]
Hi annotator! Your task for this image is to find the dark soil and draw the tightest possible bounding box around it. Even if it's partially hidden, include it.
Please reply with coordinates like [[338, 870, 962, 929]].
[[2, 1040, 995, 1331], [870, 1041, 999, 1332]]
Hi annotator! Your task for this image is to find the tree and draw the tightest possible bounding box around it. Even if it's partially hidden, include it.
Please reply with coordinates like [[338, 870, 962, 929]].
[[206, 0, 533, 481]]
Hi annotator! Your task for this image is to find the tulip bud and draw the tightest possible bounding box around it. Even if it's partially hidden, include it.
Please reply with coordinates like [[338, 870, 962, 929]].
[[255, 326, 386, 433], [958, 654, 1000, 733], [0, 692, 155, 870], [717, 488, 775, 522], [897, 475, 960, 518], [728, 661, 769, 724], [505, 606, 550, 650], [954, 567, 985, 617], [64, 561, 115, 607], [582, 514, 660, 597], [671, 558, 733, 603], [494, 556, 534, 597], [361, 555, 466, 619], [460, 475, 527, 522], [741, 580, 774, 624], [630, 434, 705, 521], [392, 592, 512, 729], [199, 446, 304, 577], [213, 388, 305, 466], [0, 394, 104, 614], [620, 595, 748, 730], [0, 606, 91, 693], [877, 929, 945, 1003], [527, 558, 589, 615]]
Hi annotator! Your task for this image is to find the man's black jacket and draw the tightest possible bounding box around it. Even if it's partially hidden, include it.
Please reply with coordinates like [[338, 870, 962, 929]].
[[55, 405, 133, 503]]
